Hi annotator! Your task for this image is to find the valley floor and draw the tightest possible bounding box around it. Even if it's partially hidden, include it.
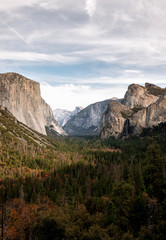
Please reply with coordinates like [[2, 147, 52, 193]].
[[0, 115, 166, 239]]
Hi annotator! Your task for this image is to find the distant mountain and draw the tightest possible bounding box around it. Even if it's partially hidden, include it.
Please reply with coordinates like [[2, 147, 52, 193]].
[[0, 72, 67, 136], [63, 99, 114, 136], [100, 83, 166, 138], [53, 107, 83, 127]]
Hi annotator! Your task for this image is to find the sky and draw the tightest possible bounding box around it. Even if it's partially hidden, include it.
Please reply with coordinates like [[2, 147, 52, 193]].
[[0, 0, 166, 110]]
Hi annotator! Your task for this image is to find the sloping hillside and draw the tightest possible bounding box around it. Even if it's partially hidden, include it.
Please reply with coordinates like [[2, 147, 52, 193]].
[[0, 106, 58, 175]]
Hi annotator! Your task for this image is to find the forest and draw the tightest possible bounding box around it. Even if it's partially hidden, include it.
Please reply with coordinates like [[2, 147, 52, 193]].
[[0, 108, 166, 240]]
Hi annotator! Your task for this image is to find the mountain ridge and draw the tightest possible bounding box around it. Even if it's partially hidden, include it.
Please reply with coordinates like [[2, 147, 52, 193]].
[[63, 99, 113, 136], [53, 106, 83, 127], [0, 72, 67, 136], [100, 83, 166, 138]]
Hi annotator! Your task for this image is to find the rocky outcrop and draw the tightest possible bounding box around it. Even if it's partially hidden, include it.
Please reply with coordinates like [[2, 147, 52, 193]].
[[53, 106, 83, 127], [63, 99, 111, 136], [0, 72, 67, 136], [130, 90, 166, 135], [100, 83, 165, 139], [122, 83, 162, 108], [100, 101, 132, 138]]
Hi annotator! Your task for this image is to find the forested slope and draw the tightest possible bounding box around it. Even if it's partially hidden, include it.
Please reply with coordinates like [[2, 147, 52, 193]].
[[0, 107, 166, 239]]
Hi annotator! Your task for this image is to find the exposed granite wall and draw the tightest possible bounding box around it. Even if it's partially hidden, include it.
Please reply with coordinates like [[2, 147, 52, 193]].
[[0, 72, 67, 136]]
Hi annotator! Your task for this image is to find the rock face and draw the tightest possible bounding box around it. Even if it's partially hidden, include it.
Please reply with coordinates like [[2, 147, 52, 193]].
[[53, 106, 83, 127], [130, 90, 166, 135], [100, 83, 165, 139], [100, 101, 132, 139], [0, 105, 55, 148], [122, 83, 160, 108], [0, 72, 67, 136], [63, 99, 111, 136]]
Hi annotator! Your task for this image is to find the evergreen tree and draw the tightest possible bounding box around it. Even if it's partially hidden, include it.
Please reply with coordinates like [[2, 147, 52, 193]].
[[144, 144, 164, 199]]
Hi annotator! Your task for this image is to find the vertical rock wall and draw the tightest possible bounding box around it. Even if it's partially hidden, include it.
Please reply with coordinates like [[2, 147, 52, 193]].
[[0, 72, 67, 136]]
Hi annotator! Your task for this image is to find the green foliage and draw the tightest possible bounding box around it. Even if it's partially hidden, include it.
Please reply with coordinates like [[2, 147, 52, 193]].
[[138, 226, 154, 240], [107, 181, 135, 234], [33, 212, 65, 240], [122, 232, 134, 240], [121, 110, 133, 119], [156, 220, 166, 240], [0, 107, 166, 239], [131, 105, 143, 114], [143, 144, 164, 198]]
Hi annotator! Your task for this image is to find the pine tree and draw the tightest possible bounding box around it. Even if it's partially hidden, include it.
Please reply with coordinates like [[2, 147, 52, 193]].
[[144, 144, 164, 199]]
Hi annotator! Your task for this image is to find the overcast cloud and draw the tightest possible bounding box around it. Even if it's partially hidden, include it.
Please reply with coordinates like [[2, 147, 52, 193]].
[[0, 0, 166, 110]]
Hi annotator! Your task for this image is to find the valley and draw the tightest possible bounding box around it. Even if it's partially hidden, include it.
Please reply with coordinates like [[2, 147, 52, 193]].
[[0, 73, 166, 240]]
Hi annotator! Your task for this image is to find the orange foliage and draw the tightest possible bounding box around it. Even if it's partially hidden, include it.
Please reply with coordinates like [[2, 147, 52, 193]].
[[4, 199, 38, 240]]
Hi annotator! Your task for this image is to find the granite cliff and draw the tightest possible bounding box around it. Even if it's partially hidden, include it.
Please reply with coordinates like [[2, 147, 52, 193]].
[[63, 99, 111, 136], [0, 72, 67, 136], [122, 83, 161, 108], [53, 106, 83, 127], [100, 101, 132, 139], [100, 83, 165, 139]]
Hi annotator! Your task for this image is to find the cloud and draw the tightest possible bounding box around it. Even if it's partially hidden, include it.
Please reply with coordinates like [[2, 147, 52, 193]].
[[0, 0, 40, 11], [39, 72, 166, 111], [0, 51, 79, 64], [1, 20, 33, 49], [40, 82, 127, 111], [85, 0, 97, 17], [0, 0, 166, 110]]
